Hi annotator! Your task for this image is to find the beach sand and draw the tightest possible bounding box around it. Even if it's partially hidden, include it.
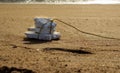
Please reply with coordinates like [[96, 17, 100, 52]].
[[0, 4, 120, 73]]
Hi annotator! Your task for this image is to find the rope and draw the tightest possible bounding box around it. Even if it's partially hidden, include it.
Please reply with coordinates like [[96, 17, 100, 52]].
[[53, 19, 120, 40], [49, 20, 53, 34], [37, 20, 53, 39]]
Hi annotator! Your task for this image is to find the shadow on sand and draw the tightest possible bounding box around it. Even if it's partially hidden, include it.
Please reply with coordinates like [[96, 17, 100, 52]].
[[43, 48, 92, 54], [0, 66, 35, 73], [23, 38, 52, 44]]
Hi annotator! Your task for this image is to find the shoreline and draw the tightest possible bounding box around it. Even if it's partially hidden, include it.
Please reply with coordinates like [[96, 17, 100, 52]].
[[0, 3, 120, 5], [0, 2, 120, 5]]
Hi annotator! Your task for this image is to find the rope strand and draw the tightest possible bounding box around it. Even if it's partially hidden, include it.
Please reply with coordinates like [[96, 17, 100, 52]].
[[53, 19, 120, 40]]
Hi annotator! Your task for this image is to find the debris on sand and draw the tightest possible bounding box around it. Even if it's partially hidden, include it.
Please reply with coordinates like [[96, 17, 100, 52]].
[[0, 66, 35, 73]]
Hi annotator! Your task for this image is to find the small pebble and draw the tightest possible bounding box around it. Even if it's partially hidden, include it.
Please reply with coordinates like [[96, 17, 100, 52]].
[[65, 64, 68, 67], [12, 45, 17, 48]]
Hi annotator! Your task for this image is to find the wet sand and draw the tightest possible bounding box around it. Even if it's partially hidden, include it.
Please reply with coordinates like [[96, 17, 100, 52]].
[[0, 4, 120, 73]]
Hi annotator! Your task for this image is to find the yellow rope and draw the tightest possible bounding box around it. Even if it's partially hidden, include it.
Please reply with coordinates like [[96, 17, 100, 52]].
[[53, 18, 120, 40]]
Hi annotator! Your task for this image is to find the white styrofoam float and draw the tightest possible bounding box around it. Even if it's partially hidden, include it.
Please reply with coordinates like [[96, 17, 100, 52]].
[[25, 17, 61, 41]]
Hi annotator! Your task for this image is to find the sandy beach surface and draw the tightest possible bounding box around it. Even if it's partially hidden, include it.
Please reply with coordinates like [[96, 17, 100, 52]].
[[0, 4, 120, 73]]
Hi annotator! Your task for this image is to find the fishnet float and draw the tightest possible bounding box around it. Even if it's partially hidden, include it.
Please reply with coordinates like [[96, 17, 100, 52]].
[[25, 17, 61, 41], [25, 17, 120, 41]]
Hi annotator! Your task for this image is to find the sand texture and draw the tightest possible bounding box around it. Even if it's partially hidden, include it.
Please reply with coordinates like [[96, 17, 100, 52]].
[[0, 4, 120, 73]]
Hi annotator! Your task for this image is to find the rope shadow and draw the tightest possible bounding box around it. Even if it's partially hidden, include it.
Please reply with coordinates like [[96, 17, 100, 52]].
[[43, 48, 92, 54]]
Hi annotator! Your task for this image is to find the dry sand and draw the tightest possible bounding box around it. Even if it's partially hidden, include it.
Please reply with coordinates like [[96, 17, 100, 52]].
[[0, 4, 120, 73]]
